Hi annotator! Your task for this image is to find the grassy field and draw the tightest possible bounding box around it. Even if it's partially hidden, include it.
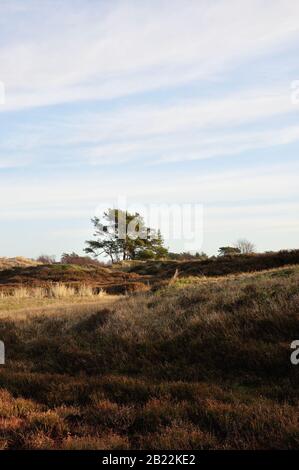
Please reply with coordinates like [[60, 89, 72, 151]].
[[0, 265, 298, 449]]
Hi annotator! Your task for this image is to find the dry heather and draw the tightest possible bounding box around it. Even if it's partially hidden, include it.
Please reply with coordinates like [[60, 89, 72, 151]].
[[128, 249, 299, 278], [0, 265, 298, 449], [0, 263, 147, 295]]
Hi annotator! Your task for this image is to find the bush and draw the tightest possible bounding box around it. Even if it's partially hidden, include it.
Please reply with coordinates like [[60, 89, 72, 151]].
[[61, 252, 107, 267]]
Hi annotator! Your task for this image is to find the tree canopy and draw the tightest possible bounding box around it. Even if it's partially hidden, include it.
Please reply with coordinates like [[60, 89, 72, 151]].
[[85, 209, 168, 263], [218, 246, 241, 256]]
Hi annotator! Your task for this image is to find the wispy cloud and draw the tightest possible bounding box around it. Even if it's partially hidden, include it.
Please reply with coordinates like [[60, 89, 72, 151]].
[[1, 0, 299, 111], [1, 86, 299, 167]]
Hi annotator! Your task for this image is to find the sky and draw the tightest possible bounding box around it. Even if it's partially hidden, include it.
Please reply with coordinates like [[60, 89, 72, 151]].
[[0, 0, 299, 259]]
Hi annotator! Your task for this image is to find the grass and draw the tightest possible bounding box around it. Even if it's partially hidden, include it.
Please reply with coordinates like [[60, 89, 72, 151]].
[[0, 265, 298, 449], [0, 296, 119, 321], [0, 285, 109, 315], [172, 264, 299, 286], [0, 284, 105, 300]]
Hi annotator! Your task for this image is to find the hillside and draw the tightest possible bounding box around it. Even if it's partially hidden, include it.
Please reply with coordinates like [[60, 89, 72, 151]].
[[128, 249, 299, 278], [0, 263, 148, 294], [1, 250, 299, 296], [0, 264, 298, 449]]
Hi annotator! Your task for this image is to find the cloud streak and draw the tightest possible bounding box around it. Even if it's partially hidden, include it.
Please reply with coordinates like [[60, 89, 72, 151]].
[[1, 0, 299, 111], [1, 86, 299, 168]]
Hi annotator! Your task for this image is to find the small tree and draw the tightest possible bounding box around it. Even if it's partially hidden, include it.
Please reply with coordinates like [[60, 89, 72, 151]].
[[218, 246, 241, 256], [85, 209, 168, 263], [234, 239, 255, 254]]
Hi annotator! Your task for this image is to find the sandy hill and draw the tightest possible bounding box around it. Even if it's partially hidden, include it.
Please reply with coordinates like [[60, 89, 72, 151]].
[[0, 257, 41, 271]]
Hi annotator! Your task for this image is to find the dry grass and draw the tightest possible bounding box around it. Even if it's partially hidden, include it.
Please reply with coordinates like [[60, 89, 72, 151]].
[[0, 257, 41, 271], [0, 295, 119, 321], [0, 265, 298, 449], [172, 264, 299, 286], [0, 284, 106, 301]]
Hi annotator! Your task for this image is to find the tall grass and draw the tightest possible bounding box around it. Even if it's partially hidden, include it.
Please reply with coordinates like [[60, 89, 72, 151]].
[[0, 284, 105, 300]]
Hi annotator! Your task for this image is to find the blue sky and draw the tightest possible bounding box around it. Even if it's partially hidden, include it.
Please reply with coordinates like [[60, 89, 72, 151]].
[[0, 0, 299, 258]]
